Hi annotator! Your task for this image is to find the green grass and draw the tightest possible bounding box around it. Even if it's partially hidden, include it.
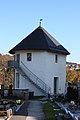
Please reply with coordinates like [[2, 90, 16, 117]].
[[43, 101, 64, 120], [32, 96, 45, 100]]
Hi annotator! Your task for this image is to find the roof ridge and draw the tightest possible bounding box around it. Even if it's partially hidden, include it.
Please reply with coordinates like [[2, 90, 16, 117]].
[[40, 27, 70, 54], [40, 27, 60, 46], [39, 27, 49, 49]]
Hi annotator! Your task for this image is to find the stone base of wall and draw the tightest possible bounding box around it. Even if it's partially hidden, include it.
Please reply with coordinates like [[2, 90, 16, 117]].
[[13, 89, 29, 100], [0, 89, 29, 100]]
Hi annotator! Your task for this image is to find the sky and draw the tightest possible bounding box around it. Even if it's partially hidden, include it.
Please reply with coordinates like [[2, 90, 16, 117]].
[[0, 0, 80, 63]]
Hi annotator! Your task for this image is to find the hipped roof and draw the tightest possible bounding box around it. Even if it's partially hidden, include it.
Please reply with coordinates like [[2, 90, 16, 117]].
[[9, 26, 70, 55]]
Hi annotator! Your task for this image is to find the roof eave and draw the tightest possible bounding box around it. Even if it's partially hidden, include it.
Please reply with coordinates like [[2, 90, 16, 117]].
[[49, 48, 70, 55], [9, 48, 70, 55]]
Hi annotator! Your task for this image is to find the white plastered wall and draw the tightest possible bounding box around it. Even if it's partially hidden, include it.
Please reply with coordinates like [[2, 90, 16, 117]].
[[14, 50, 66, 95]]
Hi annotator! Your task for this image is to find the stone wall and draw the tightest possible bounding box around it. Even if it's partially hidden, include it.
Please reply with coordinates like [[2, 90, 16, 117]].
[[13, 89, 29, 100], [0, 88, 29, 100]]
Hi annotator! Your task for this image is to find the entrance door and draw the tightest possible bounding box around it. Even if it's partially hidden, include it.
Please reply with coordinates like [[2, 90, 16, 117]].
[[54, 77, 58, 94], [16, 54, 20, 67], [16, 73, 19, 88]]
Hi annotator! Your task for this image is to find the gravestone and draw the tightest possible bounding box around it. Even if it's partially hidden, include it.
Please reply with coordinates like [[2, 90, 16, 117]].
[[1, 84, 4, 97], [77, 82, 80, 98], [8, 85, 13, 97]]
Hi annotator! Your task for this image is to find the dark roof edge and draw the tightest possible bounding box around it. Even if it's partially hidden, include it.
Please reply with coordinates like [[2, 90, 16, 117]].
[[9, 26, 70, 55], [9, 48, 70, 55]]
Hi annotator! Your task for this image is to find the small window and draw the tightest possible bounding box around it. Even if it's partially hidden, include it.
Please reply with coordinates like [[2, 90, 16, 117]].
[[55, 54, 58, 63], [16, 73, 19, 88], [27, 53, 32, 61]]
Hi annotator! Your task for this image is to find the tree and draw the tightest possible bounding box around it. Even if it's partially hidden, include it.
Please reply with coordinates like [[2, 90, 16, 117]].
[[66, 68, 80, 83], [67, 85, 78, 101], [6, 67, 14, 88], [0, 66, 14, 88]]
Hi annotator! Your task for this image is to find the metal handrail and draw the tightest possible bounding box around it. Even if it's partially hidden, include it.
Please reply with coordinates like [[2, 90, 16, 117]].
[[20, 61, 51, 94]]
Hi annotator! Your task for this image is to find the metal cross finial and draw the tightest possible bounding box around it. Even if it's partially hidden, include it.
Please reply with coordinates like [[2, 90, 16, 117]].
[[39, 19, 43, 27]]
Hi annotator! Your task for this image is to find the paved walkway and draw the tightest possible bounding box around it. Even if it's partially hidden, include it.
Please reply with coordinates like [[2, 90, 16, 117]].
[[26, 100, 45, 120], [10, 100, 45, 120], [9, 116, 27, 120]]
